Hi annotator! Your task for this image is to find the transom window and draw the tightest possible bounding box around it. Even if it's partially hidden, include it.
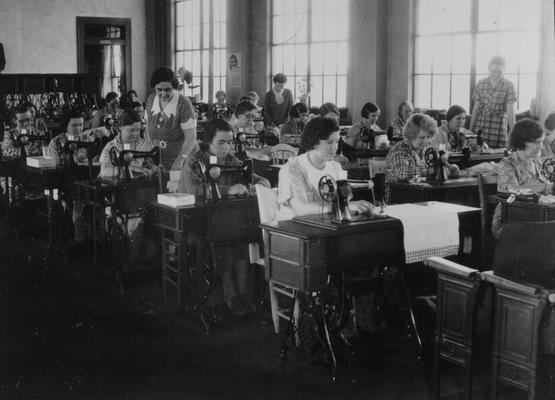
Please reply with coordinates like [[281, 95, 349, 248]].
[[174, 0, 227, 103], [413, 0, 541, 112], [271, 0, 349, 108]]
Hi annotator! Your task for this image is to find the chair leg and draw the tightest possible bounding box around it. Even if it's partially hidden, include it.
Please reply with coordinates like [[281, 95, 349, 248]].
[[491, 357, 499, 400], [464, 355, 473, 400], [269, 281, 280, 334], [432, 337, 440, 400]]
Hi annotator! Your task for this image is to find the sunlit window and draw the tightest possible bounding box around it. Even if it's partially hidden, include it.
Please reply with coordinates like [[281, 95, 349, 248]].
[[271, 0, 349, 108], [413, 0, 541, 112], [174, 0, 227, 103]]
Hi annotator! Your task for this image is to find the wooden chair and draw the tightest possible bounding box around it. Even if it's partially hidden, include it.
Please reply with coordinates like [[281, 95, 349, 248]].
[[254, 183, 299, 334], [425, 256, 483, 400], [482, 271, 553, 400], [270, 143, 296, 165], [476, 172, 498, 269]]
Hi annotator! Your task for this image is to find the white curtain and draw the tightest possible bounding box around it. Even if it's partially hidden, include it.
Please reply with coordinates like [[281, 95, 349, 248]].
[[535, 0, 555, 122], [100, 45, 112, 98]]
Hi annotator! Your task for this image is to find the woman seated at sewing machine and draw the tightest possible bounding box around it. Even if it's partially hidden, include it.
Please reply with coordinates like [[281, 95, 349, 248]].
[[276, 117, 373, 220], [491, 119, 548, 239], [280, 102, 309, 144], [98, 109, 157, 180], [318, 102, 340, 122], [47, 110, 109, 167], [429, 105, 474, 152], [344, 102, 388, 150], [541, 112, 555, 158], [2, 104, 43, 159], [384, 113, 460, 202], [390, 100, 413, 139], [178, 118, 269, 315], [230, 99, 280, 147], [25, 103, 48, 136]]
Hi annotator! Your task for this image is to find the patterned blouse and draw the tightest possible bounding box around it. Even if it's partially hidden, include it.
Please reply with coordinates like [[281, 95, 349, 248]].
[[98, 136, 155, 179], [145, 92, 197, 170], [263, 89, 293, 127], [491, 152, 548, 239], [384, 139, 427, 202], [472, 77, 516, 149], [1, 128, 42, 158]]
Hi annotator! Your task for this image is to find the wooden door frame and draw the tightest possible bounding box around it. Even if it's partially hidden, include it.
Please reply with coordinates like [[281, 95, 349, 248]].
[[76, 16, 132, 95]]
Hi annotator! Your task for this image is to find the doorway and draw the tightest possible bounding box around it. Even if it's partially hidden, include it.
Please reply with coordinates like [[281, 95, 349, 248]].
[[77, 17, 132, 101]]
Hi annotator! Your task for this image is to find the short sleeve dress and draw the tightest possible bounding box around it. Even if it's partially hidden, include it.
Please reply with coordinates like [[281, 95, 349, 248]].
[[146, 92, 197, 169], [472, 77, 517, 149]]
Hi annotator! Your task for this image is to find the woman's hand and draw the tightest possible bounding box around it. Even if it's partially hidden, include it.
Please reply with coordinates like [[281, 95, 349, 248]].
[[228, 184, 249, 196], [447, 164, 460, 178], [256, 177, 271, 188], [349, 200, 374, 215]]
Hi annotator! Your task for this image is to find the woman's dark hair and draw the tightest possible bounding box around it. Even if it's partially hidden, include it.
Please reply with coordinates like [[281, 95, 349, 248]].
[[105, 92, 119, 103], [361, 102, 379, 119], [509, 118, 544, 151], [119, 108, 142, 127], [61, 109, 85, 130], [318, 102, 340, 118], [199, 119, 232, 151], [545, 112, 555, 132], [273, 73, 287, 84], [235, 99, 257, 117], [445, 105, 466, 122], [131, 101, 142, 109], [289, 102, 308, 119], [301, 117, 340, 151], [150, 67, 179, 89]]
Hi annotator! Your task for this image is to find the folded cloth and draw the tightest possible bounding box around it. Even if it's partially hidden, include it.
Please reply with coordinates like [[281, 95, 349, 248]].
[[382, 203, 460, 264]]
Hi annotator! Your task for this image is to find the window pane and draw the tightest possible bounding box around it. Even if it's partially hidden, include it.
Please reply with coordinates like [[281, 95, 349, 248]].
[[415, 0, 435, 34], [202, 50, 209, 78], [295, 45, 308, 76], [449, 1, 471, 32], [336, 76, 347, 107], [176, 1, 184, 26], [203, 23, 209, 49], [272, 46, 284, 74], [310, 43, 324, 75], [311, 75, 323, 107], [336, 42, 348, 75], [498, 0, 535, 30], [192, 50, 201, 78], [213, 22, 221, 48], [273, 15, 284, 44], [184, 0, 193, 26], [213, 49, 223, 76], [294, 0, 307, 14], [475, 33, 497, 74], [432, 35, 451, 74], [175, 52, 184, 71], [283, 45, 295, 75], [183, 25, 193, 49], [192, 24, 200, 48], [414, 75, 432, 108], [293, 11, 307, 43], [294, 75, 308, 103], [450, 34, 471, 74], [192, 0, 200, 22], [478, 0, 501, 31], [183, 51, 193, 71], [273, 0, 285, 15], [334, 8, 348, 41], [431, 75, 450, 109], [517, 74, 536, 112], [323, 10, 339, 41], [451, 75, 470, 111], [312, 11, 324, 41], [323, 42, 337, 75], [323, 76, 336, 104], [496, 31, 521, 73], [176, 26, 184, 50], [203, 0, 209, 23], [201, 77, 209, 102], [414, 36, 433, 74]]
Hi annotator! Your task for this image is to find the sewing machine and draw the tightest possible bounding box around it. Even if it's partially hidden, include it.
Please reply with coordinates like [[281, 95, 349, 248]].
[[424, 147, 448, 185], [109, 146, 161, 181], [235, 130, 262, 157], [10, 129, 50, 159], [191, 155, 253, 201], [63, 137, 103, 183]]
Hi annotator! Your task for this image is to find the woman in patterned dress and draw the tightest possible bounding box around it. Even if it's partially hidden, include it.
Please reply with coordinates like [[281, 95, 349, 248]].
[[491, 119, 547, 239], [470, 56, 516, 149], [145, 67, 198, 170]]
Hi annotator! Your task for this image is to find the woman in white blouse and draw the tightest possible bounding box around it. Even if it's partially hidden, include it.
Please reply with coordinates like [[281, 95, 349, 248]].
[[277, 117, 374, 219]]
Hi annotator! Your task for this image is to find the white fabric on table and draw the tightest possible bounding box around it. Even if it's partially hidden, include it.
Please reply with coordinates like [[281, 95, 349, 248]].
[[382, 202, 461, 264]]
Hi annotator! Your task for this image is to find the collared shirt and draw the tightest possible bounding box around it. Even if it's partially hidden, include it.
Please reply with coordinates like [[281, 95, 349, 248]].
[[390, 115, 407, 139], [472, 77, 516, 117], [98, 136, 155, 179], [384, 139, 428, 202]]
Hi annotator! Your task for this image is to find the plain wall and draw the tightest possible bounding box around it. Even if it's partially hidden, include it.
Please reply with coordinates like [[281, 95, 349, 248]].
[[0, 0, 148, 100]]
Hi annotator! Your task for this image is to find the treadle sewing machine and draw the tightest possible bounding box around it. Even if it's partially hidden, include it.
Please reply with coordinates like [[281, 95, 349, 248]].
[[155, 157, 260, 332]]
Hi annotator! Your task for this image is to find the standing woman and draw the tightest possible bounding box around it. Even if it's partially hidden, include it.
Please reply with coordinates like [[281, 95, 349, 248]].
[[469, 56, 516, 149], [263, 73, 293, 127], [145, 67, 198, 170]]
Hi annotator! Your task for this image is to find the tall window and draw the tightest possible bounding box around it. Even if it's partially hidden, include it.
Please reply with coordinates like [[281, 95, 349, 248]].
[[271, 0, 349, 107], [413, 0, 541, 112], [174, 0, 226, 103]]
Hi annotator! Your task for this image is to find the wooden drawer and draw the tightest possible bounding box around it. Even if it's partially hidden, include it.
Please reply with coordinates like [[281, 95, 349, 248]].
[[499, 360, 531, 389], [157, 205, 199, 233], [270, 233, 301, 262], [438, 338, 468, 365], [268, 257, 327, 292]]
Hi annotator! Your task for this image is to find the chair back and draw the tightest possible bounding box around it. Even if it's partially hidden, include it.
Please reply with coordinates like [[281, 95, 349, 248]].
[[255, 183, 279, 226], [477, 172, 498, 236], [271, 143, 296, 165]]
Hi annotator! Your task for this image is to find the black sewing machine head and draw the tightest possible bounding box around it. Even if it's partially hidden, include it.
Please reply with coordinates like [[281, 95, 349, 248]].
[[318, 174, 352, 222], [109, 146, 160, 180], [359, 126, 375, 144], [542, 158, 555, 182], [424, 147, 447, 185], [11, 129, 49, 147], [235, 130, 261, 156], [192, 155, 253, 201]]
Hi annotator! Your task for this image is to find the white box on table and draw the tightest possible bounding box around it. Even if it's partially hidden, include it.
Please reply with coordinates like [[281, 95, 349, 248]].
[[26, 156, 56, 169], [157, 193, 195, 208]]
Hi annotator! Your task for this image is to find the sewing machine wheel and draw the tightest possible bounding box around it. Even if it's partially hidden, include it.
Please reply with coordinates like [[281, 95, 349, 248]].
[[109, 147, 120, 167], [297, 310, 322, 360], [542, 159, 555, 182], [192, 160, 206, 184], [424, 147, 438, 167], [318, 175, 337, 203]]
